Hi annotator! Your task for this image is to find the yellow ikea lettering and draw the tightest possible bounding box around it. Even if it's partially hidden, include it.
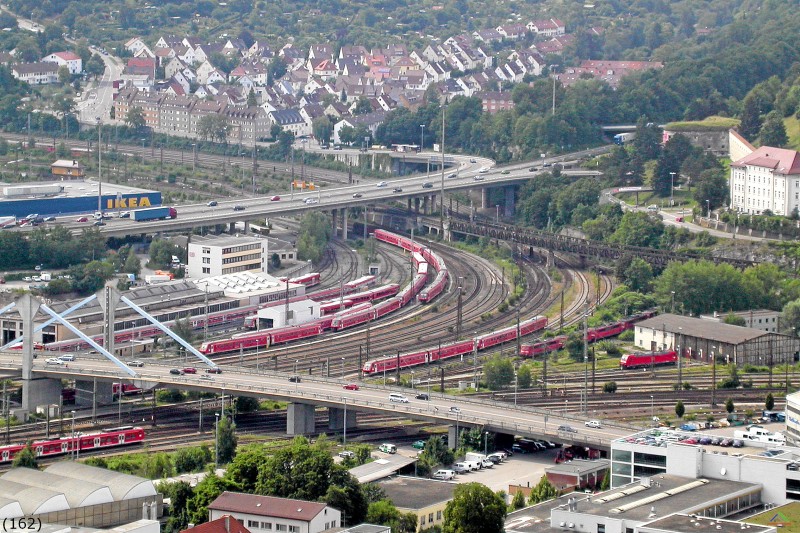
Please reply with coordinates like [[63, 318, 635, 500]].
[[105, 197, 152, 209]]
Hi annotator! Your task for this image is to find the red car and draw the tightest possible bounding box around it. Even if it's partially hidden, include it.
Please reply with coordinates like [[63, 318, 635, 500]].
[[271, 195, 281, 201], [182, 367, 197, 374], [76, 216, 89, 222], [343, 383, 359, 390], [205, 368, 223, 374]]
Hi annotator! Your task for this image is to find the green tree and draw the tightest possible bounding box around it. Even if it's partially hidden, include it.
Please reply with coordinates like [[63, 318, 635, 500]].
[[247, 89, 258, 107], [692, 167, 729, 211], [622, 257, 653, 293], [217, 415, 237, 465], [123, 252, 141, 276], [739, 93, 764, 139], [140, 451, 174, 478], [148, 239, 181, 269], [186, 473, 238, 525], [125, 106, 146, 131], [442, 483, 505, 533], [633, 118, 662, 160], [197, 115, 231, 143], [510, 490, 526, 510], [12, 443, 38, 469], [421, 436, 454, 466], [516, 364, 532, 388], [528, 475, 559, 504], [483, 355, 514, 390], [327, 468, 368, 526], [161, 481, 193, 533], [653, 134, 693, 197], [723, 313, 746, 327], [58, 65, 71, 85], [267, 56, 287, 85], [225, 443, 269, 493], [565, 331, 584, 361], [725, 397, 735, 414], [760, 110, 788, 147], [255, 436, 336, 500], [174, 446, 212, 473], [271, 253, 281, 269], [236, 396, 260, 413], [366, 500, 400, 527], [312, 116, 333, 144], [766, 392, 775, 411], [353, 96, 373, 115], [86, 55, 106, 78], [297, 212, 332, 263], [675, 400, 685, 419], [608, 212, 664, 248]]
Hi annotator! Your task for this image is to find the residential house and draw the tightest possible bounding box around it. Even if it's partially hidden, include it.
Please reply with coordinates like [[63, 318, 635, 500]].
[[475, 91, 515, 114], [308, 44, 334, 64], [179, 515, 250, 533], [246, 41, 273, 61], [527, 18, 566, 36], [12, 62, 58, 84], [511, 49, 545, 76], [154, 35, 183, 49], [196, 61, 217, 84], [309, 59, 338, 80], [154, 47, 176, 66], [224, 106, 270, 145], [534, 34, 575, 55], [125, 37, 151, 56], [279, 45, 306, 71], [125, 57, 156, 79], [41, 51, 82, 74], [496, 23, 527, 40], [194, 43, 225, 65], [175, 45, 198, 66], [158, 95, 194, 137], [324, 101, 350, 118], [473, 28, 504, 43], [208, 492, 341, 533], [190, 99, 226, 136], [269, 109, 308, 137], [164, 57, 187, 80], [338, 45, 368, 61]]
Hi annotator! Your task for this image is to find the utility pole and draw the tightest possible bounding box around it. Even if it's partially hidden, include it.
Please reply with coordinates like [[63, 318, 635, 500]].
[[583, 300, 589, 415], [439, 103, 446, 234]]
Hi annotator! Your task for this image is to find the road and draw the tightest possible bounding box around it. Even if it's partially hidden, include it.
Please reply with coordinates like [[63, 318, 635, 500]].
[[75, 49, 123, 125], [0, 353, 636, 449]]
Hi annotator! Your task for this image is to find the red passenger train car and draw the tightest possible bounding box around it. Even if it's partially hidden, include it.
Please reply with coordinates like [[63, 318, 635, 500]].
[[0, 426, 145, 463], [619, 350, 677, 369]]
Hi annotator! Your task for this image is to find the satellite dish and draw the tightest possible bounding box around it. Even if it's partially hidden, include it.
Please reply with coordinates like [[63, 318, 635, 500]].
[[720, 467, 727, 476]]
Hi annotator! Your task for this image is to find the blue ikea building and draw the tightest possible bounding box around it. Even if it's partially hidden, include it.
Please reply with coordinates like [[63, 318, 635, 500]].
[[0, 181, 162, 218]]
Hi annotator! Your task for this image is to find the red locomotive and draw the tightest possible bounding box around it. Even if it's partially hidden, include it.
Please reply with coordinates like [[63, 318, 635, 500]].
[[619, 350, 677, 369]]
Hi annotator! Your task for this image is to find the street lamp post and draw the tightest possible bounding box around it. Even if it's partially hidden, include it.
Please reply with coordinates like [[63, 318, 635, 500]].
[[420, 124, 425, 151], [214, 413, 220, 469], [711, 346, 717, 407], [514, 368, 518, 408], [495, 204, 500, 223], [650, 395, 654, 421], [70, 411, 76, 460], [706, 199, 711, 219], [484, 431, 488, 456], [341, 357, 345, 379], [670, 291, 675, 314], [96, 117, 102, 214], [669, 172, 676, 206]]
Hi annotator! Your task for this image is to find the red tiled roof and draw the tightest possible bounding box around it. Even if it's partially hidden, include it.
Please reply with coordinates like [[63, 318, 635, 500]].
[[732, 146, 800, 174], [54, 52, 80, 61], [208, 492, 328, 523], [181, 515, 250, 533]]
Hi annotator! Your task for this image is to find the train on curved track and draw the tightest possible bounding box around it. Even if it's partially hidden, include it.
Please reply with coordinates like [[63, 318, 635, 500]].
[[0, 426, 145, 463], [519, 310, 658, 358]]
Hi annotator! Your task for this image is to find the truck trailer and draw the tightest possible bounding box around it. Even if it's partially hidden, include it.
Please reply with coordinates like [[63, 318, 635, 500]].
[[132, 207, 177, 222]]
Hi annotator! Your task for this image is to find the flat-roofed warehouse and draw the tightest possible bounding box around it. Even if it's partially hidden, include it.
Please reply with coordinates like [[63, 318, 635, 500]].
[[634, 313, 799, 366], [0, 180, 162, 218]]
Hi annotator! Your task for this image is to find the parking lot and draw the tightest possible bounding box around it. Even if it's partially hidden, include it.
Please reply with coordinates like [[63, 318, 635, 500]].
[[386, 444, 560, 493]]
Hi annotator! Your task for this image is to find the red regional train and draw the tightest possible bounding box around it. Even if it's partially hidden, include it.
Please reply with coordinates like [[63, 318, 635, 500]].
[[520, 310, 658, 358], [362, 315, 548, 374], [0, 426, 145, 463], [619, 350, 677, 369], [202, 323, 324, 355]]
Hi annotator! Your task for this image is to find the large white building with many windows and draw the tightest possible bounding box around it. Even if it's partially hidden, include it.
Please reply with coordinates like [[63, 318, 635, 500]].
[[187, 234, 267, 278], [729, 146, 800, 216]]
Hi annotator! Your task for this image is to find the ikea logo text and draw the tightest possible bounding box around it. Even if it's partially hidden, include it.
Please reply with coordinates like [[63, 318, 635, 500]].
[[105, 197, 152, 209]]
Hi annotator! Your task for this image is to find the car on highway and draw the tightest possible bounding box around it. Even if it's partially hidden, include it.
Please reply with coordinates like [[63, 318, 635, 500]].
[[303, 198, 318, 204], [200, 374, 214, 381], [206, 367, 223, 374], [415, 393, 429, 400], [352, 193, 363, 198], [76, 216, 89, 223], [169, 368, 184, 375], [479, 167, 489, 173], [558, 425, 578, 433], [389, 393, 409, 403], [343, 383, 359, 390], [585, 420, 602, 429], [232, 205, 246, 211], [376, 181, 387, 187], [44, 216, 56, 222], [127, 360, 145, 367], [412, 440, 426, 450], [675, 216, 684, 223], [270, 195, 281, 201], [501, 170, 510, 174], [447, 172, 458, 178], [449, 406, 461, 413], [421, 182, 433, 189], [529, 166, 539, 172], [469, 158, 477, 163], [118, 211, 131, 218], [182, 367, 197, 374], [392, 187, 403, 193], [93, 220, 105, 226], [473, 175, 485, 181], [23, 213, 38, 221], [45, 358, 64, 365], [288, 376, 301, 383], [207, 201, 218, 207]]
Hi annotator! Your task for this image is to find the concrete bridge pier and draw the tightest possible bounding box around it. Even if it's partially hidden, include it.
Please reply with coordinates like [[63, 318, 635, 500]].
[[340, 209, 348, 240], [448, 425, 458, 449], [481, 188, 490, 209], [243, 221, 250, 233], [430, 195, 436, 215], [287, 402, 316, 435], [229, 222, 236, 233], [443, 218, 451, 241], [414, 198, 420, 213], [19, 295, 61, 416], [407, 198, 413, 211], [421, 196, 429, 214], [547, 250, 555, 268], [504, 186, 516, 217], [328, 405, 357, 431], [331, 209, 338, 237]]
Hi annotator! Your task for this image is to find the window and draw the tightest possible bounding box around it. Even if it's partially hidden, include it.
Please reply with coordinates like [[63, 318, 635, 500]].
[[429, 513, 434, 522], [247, 521, 258, 528], [288, 527, 298, 533], [437, 510, 442, 520], [597, 525, 606, 533], [260, 523, 272, 530], [275, 526, 287, 532]]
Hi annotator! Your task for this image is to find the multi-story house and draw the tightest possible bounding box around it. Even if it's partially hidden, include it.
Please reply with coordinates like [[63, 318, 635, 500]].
[[42, 51, 82, 74], [12, 62, 59, 84], [729, 146, 800, 216]]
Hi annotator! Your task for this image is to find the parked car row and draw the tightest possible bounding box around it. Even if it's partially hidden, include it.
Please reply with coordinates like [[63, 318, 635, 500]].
[[448, 451, 510, 477]]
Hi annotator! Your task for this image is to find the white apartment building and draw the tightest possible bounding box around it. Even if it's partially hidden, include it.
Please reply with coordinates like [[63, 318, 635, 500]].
[[42, 52, 83, 74], [187, 235, 267, 278], [729, 146, 800, 216], [208, 492, 341, 533]]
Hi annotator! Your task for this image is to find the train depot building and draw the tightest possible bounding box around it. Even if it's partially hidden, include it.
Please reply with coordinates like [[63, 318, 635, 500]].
[[633, 313, 799, 366], [0, 179, 161, 218]]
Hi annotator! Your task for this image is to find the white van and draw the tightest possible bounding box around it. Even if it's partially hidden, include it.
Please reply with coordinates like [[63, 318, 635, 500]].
[[389, 393, 409, 403], [379, 443, 397, 454], [58, 354, 75, 362], [464, 460, 481, 471], [453, 462, 470, 474], [433, 469, 455, 480]]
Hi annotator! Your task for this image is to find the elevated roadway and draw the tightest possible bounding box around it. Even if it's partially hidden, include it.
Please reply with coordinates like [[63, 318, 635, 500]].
[[36, 145, 611, 238], [0, 353, 635, 451]]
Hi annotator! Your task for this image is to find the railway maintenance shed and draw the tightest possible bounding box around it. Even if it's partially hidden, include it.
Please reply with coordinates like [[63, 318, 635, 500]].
[[634, 313, 799, 366]]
